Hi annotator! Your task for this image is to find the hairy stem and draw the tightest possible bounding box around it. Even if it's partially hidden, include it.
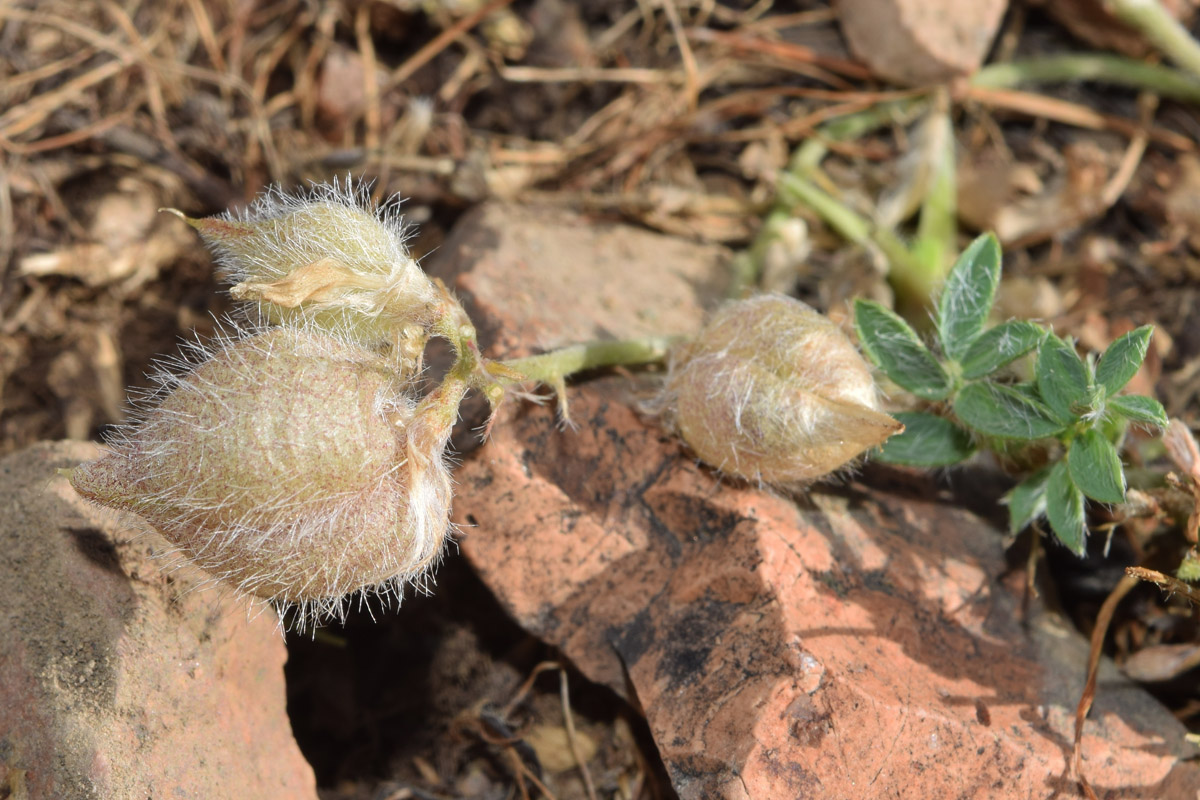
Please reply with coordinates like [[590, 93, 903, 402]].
[[501, 336, 681, 384]]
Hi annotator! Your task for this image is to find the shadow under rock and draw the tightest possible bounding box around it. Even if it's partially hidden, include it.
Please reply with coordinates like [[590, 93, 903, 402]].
[[284, 554, 674, 798]]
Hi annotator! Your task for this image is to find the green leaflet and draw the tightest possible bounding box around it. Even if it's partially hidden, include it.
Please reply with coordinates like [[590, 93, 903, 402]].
[[1045, 460, 1086, 556], [875, 412, 976, 467], [854, 299, 952, 400], [1035, 335, 1091, 424], [937, 233, 1001, 363], [1096, 325, 1153, 397], [1067, 429, 1126, 505], [953, 382, 1066, 440], [959, 320, 1045, 380], [1107, 394, 1168, 430], [1005, 466, 1053, 535]]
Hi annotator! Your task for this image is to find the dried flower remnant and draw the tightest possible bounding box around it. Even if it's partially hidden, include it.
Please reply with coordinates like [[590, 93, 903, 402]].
[[69, 326, 465, 623], [662, 295, 903, 485], [168, 182, 442, 362]]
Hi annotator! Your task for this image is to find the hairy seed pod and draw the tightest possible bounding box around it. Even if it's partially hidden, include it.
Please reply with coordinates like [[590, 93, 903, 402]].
[[663, 294, 903, 485], [175, 181, 441, 348], [70, 326, 466, 623]]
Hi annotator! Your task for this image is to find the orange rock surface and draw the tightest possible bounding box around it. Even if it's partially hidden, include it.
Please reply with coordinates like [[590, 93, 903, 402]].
[[432, 203, 1200, 799], [0, 441, 316, 800]]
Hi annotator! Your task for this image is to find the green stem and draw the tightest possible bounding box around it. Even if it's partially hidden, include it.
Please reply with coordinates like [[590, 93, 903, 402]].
[[1105, 0, 1200, 79], [911, 98, 956, 307], [776, 172, 935, 309], [777, 173, 871, 244], [500, 336, 682, 384], [972, 53, 1200, 101], [788, 98, 925, 177], [728, 98, 928, 298]]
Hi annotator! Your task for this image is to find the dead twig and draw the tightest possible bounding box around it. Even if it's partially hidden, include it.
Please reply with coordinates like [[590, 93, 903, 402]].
[[1, 111, 133, 156], [686, 27, 874, 82], [0, 58, 130, 142], [387, 0, 517, 90], [1099, 93, 1155, 208], [1073, 573, 1139, 800], [558, 669, 598, 800], [1126, 566, 1200, 603], [501, 660, 562, 719], [355, 2, 382, 154], [662, 0, 699, 112], [963, 85, 1194, 151], [499, 66, 676, 84]]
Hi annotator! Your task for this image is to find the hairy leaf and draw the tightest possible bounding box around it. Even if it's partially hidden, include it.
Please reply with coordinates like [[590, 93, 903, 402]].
[[953, 382, 1066, 439], [1096, 325, 1153, 397], [1067, 430, 1126, 505], [1108, 394, 1168, 430], [854, 299, 952, 400], [1045, 460, 1086, 556], [937, 233, 1002, 362], [1036, 335, 1090, 423], [960, 320, 1045, 380], [1005, 466, 1052, 535], [875, 412, 976, 467]]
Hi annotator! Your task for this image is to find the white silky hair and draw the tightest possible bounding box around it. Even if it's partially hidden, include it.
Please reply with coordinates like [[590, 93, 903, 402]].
[[219, 177, 415, 279], [656, 293, 895, 487], [89, 313, 457, 633], [69, 178, 476, 632], [206, 177, 439, 348]]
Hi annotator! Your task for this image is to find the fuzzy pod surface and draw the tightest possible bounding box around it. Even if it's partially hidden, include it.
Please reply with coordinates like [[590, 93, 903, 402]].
[[182, 182, 441, 347], [71, 326, 463, 621], [664, 294, 903, 484]]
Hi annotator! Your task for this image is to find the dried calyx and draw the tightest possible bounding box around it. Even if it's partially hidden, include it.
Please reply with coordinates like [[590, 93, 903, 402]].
[[661, 294, 903, 485]]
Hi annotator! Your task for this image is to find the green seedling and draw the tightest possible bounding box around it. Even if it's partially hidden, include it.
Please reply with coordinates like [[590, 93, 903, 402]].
[[854, 233, 1168, 554]]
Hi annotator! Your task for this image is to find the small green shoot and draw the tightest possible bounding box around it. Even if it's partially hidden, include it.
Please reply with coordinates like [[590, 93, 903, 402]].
[[854, 233, 1167, 555]]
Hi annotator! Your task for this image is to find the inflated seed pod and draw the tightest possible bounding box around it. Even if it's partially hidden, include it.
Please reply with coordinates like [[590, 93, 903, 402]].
[[663, 294, 903, 485], [174, 181, 441, 349], [70, 325, 466, 623]]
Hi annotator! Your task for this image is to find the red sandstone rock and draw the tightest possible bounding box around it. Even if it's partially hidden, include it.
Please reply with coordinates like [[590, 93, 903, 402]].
[[430, 202, 730, 357], [835, 0, 1007, 87], [0, 441, 317, 800], [429, 204, 1200, 799], [452, 386, 1200, 798]]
